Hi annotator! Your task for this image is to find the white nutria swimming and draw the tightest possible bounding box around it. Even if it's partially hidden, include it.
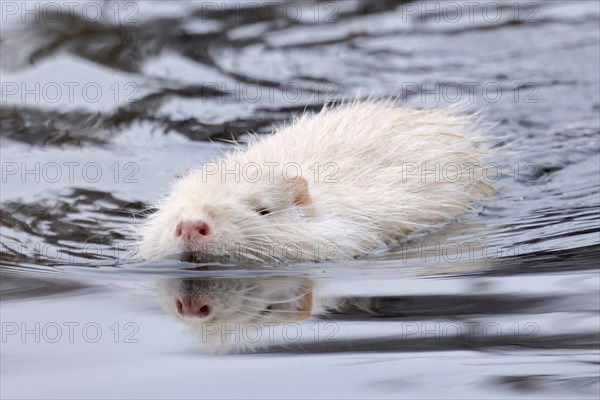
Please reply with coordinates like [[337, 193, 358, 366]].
[[139, 100, 493, 262]]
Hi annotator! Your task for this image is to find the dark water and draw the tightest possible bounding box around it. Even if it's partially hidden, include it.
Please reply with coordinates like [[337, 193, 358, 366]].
[[1, 1, 599, 399]]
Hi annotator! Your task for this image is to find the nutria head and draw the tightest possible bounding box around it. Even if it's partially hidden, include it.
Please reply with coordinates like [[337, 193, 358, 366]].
[[138, 163, 345, 262]]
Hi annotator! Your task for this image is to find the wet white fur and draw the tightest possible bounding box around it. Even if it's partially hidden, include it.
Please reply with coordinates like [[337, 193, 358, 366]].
[[139, 100, 492, 262]]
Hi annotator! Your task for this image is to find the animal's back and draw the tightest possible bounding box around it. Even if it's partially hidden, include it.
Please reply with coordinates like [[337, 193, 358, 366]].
[[238, 102, 485, 179], [225, 101, 492, 256]]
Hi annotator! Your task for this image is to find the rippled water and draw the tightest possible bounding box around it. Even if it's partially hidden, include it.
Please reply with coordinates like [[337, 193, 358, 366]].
[[1, 1, 599, 399]]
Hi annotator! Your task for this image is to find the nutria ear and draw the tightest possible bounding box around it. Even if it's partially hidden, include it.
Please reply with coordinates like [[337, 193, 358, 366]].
[[293, 177, 312, 207], [268, 280, 313, 321], [294, 290, 313, 321]]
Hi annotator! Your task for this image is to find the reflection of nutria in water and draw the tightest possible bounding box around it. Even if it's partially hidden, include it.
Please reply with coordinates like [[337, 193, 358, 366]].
[[139, 100, 493, 262], [158, 277, 314, 353]]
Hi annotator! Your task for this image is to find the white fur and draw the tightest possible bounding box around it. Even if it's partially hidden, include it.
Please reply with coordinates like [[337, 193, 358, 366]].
[[138, 100, 493, 262]]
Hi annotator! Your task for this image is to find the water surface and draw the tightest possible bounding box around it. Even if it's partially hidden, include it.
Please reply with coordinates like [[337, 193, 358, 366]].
[[1, 1, 599, 399]]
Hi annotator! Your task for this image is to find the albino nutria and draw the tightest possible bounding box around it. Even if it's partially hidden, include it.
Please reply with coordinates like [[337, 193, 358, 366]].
[[139, 100, 492, 263]]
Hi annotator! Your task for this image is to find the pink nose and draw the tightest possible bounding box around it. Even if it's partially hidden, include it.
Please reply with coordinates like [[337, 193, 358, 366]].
[[175, 220, 210, 241], [175, 296, 212, 318]]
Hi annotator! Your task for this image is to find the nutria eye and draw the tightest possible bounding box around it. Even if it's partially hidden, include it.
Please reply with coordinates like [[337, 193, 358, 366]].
[[259, 304, 274, 316], [256, 208, 271, 216]]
